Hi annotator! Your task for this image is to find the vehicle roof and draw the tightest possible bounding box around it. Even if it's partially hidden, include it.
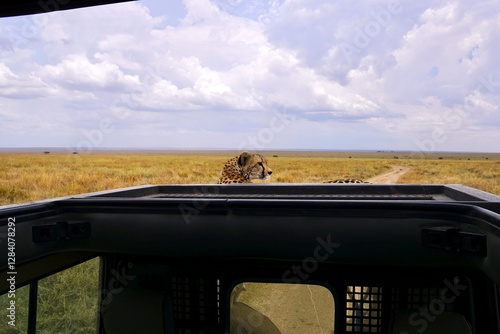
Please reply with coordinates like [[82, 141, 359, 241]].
[[0, 0, 132, 18]]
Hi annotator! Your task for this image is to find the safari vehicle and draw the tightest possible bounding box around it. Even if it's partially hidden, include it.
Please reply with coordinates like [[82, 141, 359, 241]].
[[1, 183, 500, 333]]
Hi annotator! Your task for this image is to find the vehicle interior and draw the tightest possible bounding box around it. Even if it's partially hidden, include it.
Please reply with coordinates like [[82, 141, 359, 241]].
[[1, 183, 500, 333]]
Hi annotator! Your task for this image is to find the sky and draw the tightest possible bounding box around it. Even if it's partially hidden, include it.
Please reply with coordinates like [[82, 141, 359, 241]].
[[0, 0, 499, 152]]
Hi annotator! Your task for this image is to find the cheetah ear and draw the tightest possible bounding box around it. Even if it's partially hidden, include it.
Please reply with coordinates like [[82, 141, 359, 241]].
[[238, 151, 251, 167]]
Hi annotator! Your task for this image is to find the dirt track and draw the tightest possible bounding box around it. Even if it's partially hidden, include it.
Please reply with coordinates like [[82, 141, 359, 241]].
[[366, 165, 409, 184]]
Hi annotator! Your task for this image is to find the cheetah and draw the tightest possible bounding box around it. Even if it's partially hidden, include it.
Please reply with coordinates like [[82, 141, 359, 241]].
[[323, 178, 369, 184], [217, 152, 273, 184]]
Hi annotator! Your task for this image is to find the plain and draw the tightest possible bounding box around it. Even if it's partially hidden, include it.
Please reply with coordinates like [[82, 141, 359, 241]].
[[0, 150, 499, 333]]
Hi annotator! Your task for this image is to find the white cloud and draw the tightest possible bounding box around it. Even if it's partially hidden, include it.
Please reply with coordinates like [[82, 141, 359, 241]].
[[0, 0, 499, 151], [40, 54, 140, 92], [0, 62, 50, 98]]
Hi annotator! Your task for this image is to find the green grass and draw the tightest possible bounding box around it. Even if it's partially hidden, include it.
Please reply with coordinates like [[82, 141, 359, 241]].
[[0, 285, 29, 333], [35, 258, 99, 334], [0, 258, 99, 334]]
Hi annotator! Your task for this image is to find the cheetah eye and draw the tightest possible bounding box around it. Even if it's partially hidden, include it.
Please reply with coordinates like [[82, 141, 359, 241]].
[[258, 162, 263, 166]]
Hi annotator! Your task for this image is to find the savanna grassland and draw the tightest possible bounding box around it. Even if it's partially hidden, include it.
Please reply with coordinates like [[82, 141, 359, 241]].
[[0, 150, 499, 333], [1, 150, 499, 206]]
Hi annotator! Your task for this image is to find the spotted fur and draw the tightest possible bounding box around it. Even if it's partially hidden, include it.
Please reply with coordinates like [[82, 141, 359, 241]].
[[324, 178, 369, 184], [217, 152, 273, 184]]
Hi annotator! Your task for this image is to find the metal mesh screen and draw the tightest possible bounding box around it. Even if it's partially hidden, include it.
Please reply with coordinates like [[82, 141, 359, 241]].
[[346, 286, 383, 333]]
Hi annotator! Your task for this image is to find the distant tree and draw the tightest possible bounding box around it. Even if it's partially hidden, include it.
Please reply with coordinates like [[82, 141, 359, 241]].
[[43, 151, 50, 155]]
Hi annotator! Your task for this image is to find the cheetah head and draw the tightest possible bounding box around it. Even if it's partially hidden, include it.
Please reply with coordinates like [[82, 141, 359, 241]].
[[238, 152, 273, 181]]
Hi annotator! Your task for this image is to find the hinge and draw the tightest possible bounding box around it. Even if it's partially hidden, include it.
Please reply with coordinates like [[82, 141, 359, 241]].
[[422, 227, 486, 256], [32, 221, 90, 243]]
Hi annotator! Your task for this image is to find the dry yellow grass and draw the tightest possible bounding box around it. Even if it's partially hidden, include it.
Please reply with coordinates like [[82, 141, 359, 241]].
[[396, 159, 500, 195], [1, 151, 499, 206], [0, 153, 224, 205], [269, 157, 393, 183], [0, 150, 499, 333]]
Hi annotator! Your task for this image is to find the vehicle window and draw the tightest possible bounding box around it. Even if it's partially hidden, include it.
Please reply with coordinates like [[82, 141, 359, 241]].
[[36, 257, 100, 334], [230, 282, 334, 334], [0, 284, 29, 332]]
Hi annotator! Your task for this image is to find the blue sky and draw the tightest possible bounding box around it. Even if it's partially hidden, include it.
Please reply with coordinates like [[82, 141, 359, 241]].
[[0, 0, 499, 152]]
